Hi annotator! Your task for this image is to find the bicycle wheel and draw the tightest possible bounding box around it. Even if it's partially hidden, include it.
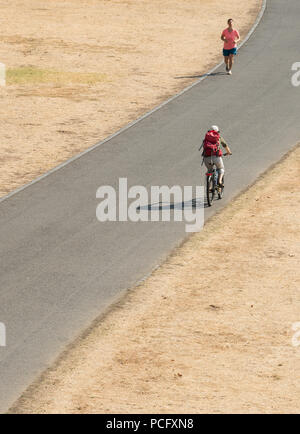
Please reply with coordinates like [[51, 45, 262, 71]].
[[218, 175, 225, 199], [206, 175, 215, 206]]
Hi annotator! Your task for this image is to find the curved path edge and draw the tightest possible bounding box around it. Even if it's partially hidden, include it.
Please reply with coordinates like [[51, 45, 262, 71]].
[[0, 0, 267, 205]]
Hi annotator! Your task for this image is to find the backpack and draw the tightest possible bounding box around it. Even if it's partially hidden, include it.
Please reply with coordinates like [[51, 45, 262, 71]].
[[203, 130, 221, 157]]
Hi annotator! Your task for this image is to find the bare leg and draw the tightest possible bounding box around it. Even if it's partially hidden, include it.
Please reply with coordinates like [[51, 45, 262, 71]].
[[218, 171, 224, 185], [229, 54, 234, 71], [215, 157, 225, 185], [224, 56, 229, 71]]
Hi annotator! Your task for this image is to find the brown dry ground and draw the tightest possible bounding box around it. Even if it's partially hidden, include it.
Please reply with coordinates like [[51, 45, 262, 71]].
[[10, 145, 300, 414], [0, 0, 261, 197]]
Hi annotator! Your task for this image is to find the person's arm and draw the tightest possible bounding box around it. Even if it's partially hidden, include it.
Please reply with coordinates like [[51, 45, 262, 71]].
[[221, 31, 227, 43], [234, 30, 240, 44], [224, 145, 232, 155], [220, 137, 232, 155], [199, 139, 205, 151]]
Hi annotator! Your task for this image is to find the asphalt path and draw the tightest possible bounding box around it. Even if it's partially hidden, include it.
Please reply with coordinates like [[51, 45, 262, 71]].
[[0, 0, 299, 413]]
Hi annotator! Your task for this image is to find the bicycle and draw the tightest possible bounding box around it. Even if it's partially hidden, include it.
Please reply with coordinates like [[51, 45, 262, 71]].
[[205, 154, 229, 207]]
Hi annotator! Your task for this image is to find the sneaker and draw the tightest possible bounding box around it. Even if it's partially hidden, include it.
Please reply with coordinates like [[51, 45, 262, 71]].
[[228, 70, 232, 75]]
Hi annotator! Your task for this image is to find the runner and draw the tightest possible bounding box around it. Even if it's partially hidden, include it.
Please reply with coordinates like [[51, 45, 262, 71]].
[[221, 18, 240, 75]]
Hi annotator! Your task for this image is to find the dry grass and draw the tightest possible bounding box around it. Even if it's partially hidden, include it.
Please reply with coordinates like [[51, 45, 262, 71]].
[[7, 67, 107, 86]]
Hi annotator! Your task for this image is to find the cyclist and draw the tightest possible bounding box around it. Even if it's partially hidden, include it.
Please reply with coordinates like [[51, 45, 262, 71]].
[[201, 126, 232, 187]]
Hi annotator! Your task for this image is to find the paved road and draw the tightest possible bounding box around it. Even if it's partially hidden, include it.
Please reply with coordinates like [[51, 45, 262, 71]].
[[0, 0, 299, 413]]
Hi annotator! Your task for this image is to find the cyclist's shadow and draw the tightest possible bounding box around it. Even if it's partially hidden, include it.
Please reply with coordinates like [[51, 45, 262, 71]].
[[137, 197, 209, 212]]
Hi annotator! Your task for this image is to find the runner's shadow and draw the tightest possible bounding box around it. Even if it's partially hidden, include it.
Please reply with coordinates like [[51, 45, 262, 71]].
[[175, 72, 228, 79]]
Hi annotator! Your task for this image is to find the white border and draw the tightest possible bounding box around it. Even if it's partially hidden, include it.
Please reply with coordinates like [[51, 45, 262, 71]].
[[0, 0, 267, 205]]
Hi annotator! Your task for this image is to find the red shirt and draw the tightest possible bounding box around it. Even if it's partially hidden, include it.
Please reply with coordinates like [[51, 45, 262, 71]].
[[222, 28, 240, 50]]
